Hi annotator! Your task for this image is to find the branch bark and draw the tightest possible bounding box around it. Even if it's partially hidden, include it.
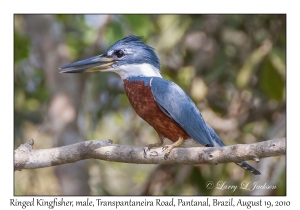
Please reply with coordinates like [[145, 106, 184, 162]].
[[14, 138, 286, 171]]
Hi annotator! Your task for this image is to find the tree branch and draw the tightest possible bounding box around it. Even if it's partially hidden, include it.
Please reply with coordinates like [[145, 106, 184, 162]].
[[14, 138, 286, 171]]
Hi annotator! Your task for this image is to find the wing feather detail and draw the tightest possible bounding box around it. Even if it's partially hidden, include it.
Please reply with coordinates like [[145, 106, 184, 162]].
[[150, 77, 214, 147]]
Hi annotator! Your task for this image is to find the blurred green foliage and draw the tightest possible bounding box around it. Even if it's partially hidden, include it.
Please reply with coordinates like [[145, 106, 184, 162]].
[[14, 31, 30, 63], [14, 14, 286, 196], [260, 58, 284, 100]]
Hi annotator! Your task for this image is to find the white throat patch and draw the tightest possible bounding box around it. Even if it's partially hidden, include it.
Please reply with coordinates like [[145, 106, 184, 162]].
[[104, 63, 162, 79]]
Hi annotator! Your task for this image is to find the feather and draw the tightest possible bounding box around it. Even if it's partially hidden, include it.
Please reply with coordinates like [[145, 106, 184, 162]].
[[150, 77, 214, 147]]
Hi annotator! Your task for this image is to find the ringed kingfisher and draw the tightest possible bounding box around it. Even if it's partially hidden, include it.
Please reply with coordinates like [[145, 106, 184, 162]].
[[60, 35, 261, 175]]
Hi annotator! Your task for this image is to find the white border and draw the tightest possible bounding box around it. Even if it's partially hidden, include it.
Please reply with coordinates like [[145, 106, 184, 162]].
[[2, 0, 299, 209]]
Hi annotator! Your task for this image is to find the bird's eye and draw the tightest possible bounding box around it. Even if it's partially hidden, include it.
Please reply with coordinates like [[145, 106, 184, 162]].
[[115, 50, 124, 58]]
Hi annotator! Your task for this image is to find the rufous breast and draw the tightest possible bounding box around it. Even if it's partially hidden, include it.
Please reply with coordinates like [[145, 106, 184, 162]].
[[123, 77, 190, 142]]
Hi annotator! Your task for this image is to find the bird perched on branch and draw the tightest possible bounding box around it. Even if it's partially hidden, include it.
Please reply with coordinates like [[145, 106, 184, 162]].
[[60, 35, 261, 175]]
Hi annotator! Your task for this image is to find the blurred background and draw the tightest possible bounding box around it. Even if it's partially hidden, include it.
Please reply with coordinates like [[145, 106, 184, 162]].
[[14, 14, 286, 195]]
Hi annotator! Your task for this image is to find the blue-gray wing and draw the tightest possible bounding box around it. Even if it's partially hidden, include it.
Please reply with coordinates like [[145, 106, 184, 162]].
[[206, 124, 225, 147], [150, 77, 214, 147]]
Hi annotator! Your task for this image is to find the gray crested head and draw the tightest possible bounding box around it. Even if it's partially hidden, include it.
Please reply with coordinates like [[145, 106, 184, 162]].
[[104, 35, 160, 71], [60, 35, 162, 78]]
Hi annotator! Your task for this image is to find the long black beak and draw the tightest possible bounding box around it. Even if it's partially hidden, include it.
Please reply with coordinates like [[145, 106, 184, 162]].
[[59, 54, 115, 73]]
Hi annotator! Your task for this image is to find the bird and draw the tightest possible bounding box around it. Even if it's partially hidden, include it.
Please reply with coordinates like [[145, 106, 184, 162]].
[[60, 35, 261, 175]]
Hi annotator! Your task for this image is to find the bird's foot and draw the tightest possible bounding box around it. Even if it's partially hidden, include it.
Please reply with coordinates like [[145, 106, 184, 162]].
[[147, 142, 163, 151], [144, 138, 165, 157], [162, 137, 184, 160], [146, 137, 165, 152]]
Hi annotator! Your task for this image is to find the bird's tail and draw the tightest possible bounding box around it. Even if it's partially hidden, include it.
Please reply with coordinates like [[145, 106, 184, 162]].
[[235, 161, 261, 175], [206, 125, 261, 175]]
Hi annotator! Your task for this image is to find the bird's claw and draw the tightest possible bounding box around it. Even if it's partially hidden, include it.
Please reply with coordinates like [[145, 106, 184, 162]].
[[144, 145, 154, 156], [162, 145, 171, 159], [162, 145, 168, 152], [162, 137, 184, 159], [143, 148, 147, 156]]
